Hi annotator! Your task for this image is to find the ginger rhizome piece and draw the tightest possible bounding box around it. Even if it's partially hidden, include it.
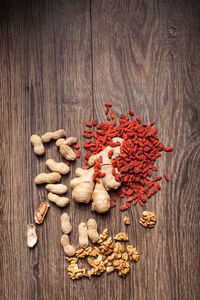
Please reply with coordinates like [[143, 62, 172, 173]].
[[70, 138, 123, 213]]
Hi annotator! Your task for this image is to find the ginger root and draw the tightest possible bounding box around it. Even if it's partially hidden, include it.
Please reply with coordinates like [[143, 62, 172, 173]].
[[70, 138, 123, 213], [88, 138, 122, 167], [70, 168, 95, 204]]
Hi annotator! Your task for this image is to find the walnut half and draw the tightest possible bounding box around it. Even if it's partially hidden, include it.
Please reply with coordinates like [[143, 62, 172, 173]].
[[139, 211, 157, 228]]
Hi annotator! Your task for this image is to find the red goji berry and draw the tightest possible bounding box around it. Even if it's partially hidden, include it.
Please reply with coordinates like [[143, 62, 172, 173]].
[[120, 205, 128, 211], [72, 143, 80, 149], [76, 150, 81, 158], [108, 150, 114, 159], [85, 122, 92, 127], [136, 115, 141, 124], [105, 102, 112, 107], [92, 118, 97, 126], [82, 166, 89, 170], [112, 195, 117, 202], [129, 110, 134, 116], [153, 176, 162, 182], [110, 110, 115, 119], [83, 133, 92, 138], [164, 146, 173, 152], [164, 173, 170, 181]]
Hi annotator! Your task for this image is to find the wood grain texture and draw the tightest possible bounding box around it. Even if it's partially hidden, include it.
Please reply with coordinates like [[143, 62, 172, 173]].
[[0, 0, 200, 299]]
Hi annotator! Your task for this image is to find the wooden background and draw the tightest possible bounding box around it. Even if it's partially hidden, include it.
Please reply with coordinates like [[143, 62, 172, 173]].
[[0, 0, 200, 299]]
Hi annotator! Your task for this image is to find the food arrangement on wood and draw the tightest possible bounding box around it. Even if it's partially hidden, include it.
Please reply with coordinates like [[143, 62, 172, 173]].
[[27, 104, 173, 281]]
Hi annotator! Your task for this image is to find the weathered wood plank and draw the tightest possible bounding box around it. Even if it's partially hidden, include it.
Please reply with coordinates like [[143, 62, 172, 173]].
[[0, 1, 93, 299]]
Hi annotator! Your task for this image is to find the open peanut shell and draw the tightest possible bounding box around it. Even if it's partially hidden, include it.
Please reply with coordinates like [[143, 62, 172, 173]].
[[27, 224, 38, 248], [34, 201, 49, 224]]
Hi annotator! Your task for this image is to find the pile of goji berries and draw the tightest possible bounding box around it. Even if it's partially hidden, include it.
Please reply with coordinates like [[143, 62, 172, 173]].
[[82, 103, 173, 211]]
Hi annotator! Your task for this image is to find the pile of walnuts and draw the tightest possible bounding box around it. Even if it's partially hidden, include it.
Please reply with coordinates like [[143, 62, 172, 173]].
[[66, 229, 139, 280]]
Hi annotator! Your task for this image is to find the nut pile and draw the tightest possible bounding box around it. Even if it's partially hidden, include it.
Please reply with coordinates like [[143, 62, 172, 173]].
[[65, 229, 139, 280], [27, 129, 80, 248]]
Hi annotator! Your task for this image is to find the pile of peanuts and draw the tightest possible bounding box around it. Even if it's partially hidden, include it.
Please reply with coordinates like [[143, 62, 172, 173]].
[[27, 129, 80, 248]]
